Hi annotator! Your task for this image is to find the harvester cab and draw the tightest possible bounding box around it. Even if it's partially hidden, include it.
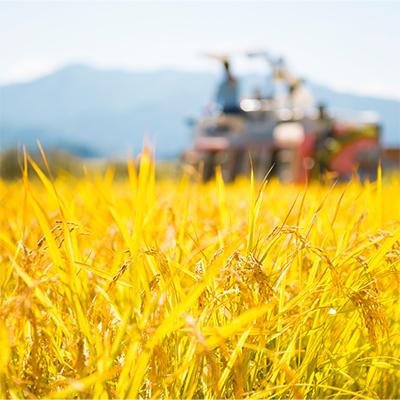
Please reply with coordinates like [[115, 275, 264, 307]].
[[182, 51, 380, 182]]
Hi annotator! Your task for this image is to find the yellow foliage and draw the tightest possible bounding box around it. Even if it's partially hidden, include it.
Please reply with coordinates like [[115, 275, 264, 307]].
[[0, 154, 399, 399]]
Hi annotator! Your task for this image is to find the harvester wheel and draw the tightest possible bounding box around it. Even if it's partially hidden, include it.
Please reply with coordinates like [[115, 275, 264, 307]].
[[203, 152, 216, 181]]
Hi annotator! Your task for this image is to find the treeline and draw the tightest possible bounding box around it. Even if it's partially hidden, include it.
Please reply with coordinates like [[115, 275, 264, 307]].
[[0, 148, 180, 180], [0, 148, 85, 180]]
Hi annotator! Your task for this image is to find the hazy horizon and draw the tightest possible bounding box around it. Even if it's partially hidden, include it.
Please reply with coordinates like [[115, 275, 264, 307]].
[[2, 61, 399, 103], [1, 1, 399, 99]]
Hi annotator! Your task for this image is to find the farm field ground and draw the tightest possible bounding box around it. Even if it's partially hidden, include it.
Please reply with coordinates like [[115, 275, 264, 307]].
[[0, 153, 399, 399]]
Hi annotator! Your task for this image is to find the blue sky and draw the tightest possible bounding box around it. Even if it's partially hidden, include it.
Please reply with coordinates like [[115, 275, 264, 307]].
[[0, 1, 399, 98]]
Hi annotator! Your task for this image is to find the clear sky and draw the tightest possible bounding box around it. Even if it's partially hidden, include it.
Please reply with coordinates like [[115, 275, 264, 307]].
[[0, 1, 399, 98]]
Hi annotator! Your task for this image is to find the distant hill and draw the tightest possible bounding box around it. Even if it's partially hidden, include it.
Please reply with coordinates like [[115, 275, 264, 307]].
[[1, 64, 398, 158]]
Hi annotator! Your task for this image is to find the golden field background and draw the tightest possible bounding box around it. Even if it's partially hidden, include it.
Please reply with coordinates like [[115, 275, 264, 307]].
[[0, 153, 399, 399]]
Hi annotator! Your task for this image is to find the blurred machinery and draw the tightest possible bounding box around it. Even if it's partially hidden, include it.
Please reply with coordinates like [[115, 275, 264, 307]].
[[182, 51, 381, 182]]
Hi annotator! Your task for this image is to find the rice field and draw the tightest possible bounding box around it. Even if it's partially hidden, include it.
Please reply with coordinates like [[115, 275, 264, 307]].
[[0, 151, 400, 399]]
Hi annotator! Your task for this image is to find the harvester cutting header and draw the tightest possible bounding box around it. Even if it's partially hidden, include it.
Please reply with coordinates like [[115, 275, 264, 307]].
[[183, 51, 380, 182]]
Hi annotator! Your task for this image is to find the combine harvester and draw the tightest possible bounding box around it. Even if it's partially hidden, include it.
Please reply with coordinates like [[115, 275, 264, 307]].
[[183, 51, 381, 182]]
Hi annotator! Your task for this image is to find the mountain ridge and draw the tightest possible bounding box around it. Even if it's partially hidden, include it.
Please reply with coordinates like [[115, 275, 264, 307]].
[[1, 64, 398, 158]]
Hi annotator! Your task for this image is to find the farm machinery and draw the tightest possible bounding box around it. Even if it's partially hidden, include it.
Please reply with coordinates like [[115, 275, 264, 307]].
[[182, 52, 381, 182]]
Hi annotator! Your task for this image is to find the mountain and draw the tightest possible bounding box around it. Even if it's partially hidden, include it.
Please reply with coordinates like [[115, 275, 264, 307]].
[[1, 64, 399, 158]]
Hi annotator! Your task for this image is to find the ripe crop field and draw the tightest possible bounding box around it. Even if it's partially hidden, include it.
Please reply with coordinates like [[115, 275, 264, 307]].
[[0, 152, 400, 399]]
